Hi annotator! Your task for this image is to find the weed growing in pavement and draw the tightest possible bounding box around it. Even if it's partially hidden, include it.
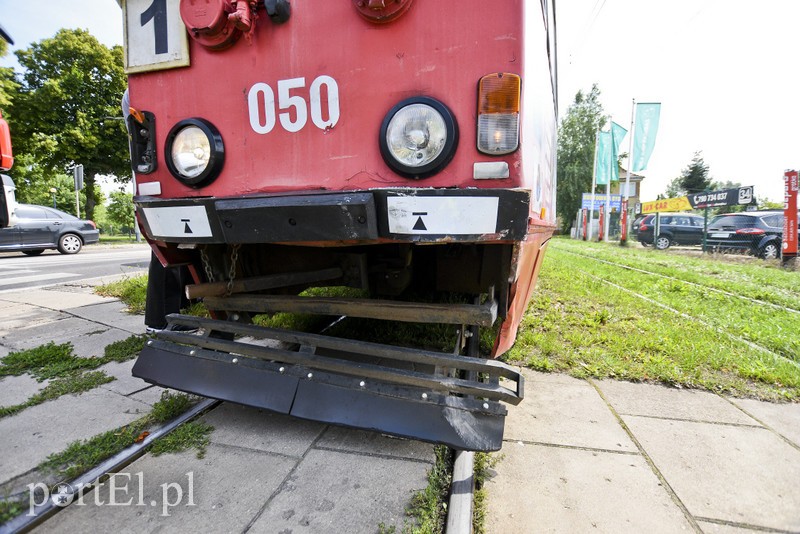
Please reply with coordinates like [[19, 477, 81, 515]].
[[38, 392, 211, 481], [0, 336, 147, 419], [471, 452, 501, 534], [103, 335, 147, 362], [405, 446, 453, 534], [95, 275, 148, 314], [40, 419, 151, 480], [0, 498, 25, 524], [149, 421, 214, 459], [149, 391, 194, 423], [0, 371, 115, 418]]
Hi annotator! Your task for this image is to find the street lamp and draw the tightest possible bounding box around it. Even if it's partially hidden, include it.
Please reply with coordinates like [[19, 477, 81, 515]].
[[49, 187, 57, 209]]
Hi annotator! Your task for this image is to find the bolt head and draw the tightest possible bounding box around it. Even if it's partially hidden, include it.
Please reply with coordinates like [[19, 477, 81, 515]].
[[190, 350, 195, 355], [279, 367, 285, 373], [232, 358, 238, 364], [359, 381, 366, 387], [421, 393, 428, 400], [483, 402, 489, 409], [307, 373, 313, 379]]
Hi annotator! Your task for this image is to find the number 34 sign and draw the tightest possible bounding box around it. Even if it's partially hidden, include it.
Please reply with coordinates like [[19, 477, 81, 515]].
[[121, 0, 190, 73]]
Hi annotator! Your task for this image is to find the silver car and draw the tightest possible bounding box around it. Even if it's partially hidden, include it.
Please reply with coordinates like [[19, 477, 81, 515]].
[[0, 204, 99, 255]]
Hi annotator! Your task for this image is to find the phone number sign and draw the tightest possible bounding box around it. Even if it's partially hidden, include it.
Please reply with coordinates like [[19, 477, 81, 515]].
[[122, 0, 190, 73]]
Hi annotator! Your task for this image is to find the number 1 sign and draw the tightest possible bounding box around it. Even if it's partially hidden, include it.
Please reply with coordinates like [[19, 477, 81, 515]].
[[122, 0, 190, 73]]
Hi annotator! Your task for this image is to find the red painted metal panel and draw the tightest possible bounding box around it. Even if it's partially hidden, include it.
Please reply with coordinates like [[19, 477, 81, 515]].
[[784, 170, 798, 257], [129, 1, 534, 197]]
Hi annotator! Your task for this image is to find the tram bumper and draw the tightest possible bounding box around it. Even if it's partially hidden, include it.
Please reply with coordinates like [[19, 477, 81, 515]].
[[133, 315, 524, 452]]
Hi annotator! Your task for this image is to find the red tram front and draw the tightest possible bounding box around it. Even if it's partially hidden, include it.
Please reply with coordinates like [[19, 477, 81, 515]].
[[123, 0, 558, 451]]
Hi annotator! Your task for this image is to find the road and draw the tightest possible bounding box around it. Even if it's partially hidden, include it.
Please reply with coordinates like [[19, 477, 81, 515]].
[[0, 243, 151, 293]]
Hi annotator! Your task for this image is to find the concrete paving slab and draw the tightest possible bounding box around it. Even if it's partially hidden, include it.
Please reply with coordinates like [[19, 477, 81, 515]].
[[202, 403, 325, 459], [485, 442, 693, 533], [697, 520, 765, 533], [596, 379, 757, 426], [99, 360, 152, 397], [317, 426, 435, 463], [249, 448, 430, 533], [0, 389, 148, 484], [0, 289, 112, 310], [44, 443, 297, 533], [727, 397, 800, 447], [128, 385, 169, 406], [505, 370, 636, 452], [0, 302, 65, 338], [68, 301, 145, 334], [0, 317, 130, 358], [0, 374, 48, 407], [623, 415, 800, 532]]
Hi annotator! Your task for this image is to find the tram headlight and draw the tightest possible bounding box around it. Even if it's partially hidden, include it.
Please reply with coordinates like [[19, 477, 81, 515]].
[[379, 96, 458, 179], [165, 118, 225, 187]]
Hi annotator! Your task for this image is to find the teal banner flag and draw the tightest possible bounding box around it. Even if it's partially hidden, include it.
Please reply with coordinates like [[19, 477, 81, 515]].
[[632, 103, 661, 172], [595, 131, 612, 186], [610, 121, 628, 182]]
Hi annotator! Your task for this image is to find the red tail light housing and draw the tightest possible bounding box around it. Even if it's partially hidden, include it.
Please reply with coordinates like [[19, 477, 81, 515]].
[[88, 220, 97, 229], [735, 228, 764, 235]]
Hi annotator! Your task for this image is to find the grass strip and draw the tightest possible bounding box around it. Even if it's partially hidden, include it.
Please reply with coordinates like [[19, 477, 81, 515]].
[[0, 371, 115, 418], [563, 249, 800, 360], [552, 239, 800, 310], [379, 445, 453, 534], [0, 336, 148, 419], [39, 392, 212, 481], [507, 247, 800, 401]]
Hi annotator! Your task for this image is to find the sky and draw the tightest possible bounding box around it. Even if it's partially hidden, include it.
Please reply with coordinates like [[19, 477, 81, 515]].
[[557, 0, 800, 204], [1, 0, 798, 203]]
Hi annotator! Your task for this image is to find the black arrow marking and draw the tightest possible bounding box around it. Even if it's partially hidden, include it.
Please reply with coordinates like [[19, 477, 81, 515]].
[[181, 218, 193, 234]]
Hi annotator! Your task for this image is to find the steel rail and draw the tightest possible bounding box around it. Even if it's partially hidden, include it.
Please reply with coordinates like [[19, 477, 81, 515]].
[[2, 399, 219, 534], [557, 246, 800, 315]]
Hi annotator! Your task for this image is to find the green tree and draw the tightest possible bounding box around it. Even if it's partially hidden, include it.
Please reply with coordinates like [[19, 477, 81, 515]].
[[556, 85, 606, 232], [9, 29, 129, 221], [12, 153, 103, 215], [0, 34, 15, 114], [106, 191, 134, 234], [679, 152, 712, 194]]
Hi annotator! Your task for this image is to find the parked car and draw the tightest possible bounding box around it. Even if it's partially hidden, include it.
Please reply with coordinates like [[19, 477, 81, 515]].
[[637, 213, 705, 249], [705, 211, 794, 259], [0, 204, 99, 255], [631, 215, 647, 240]]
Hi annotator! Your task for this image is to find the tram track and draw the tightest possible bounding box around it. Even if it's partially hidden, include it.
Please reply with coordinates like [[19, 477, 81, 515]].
[[556, 246, 800, 315], [2, 398, 221, 534], [571, 266, 800, 371], [6, 315, 479, 534]]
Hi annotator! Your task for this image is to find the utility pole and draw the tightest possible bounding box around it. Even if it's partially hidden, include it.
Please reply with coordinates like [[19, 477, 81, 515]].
[[73, 164, 83, 218]]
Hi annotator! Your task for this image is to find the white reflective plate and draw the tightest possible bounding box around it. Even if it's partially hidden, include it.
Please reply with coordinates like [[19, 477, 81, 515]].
[[387, 197, 499, 235], [142, 206, 213, 238], [710, 232, 730, 238]]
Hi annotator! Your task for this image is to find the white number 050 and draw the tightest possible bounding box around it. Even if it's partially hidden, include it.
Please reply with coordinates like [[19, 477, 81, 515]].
[[248, 76, 340, 134]]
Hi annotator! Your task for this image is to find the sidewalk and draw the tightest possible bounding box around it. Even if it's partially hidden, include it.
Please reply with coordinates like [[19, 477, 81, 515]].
[[4, 277, 799, 532], [0, 278, 433, 533], [485, 370, 800, 533]]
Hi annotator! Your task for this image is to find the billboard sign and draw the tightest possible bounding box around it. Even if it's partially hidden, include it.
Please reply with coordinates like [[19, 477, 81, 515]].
[[784, 170, 798, 258], [688, 186, 754, 209], [581, 193, 621, 211]]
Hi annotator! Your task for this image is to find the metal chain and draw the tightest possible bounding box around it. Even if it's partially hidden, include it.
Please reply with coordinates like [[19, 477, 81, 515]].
[[200, 247, 215, 283], [225, 244, 241, 297]]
